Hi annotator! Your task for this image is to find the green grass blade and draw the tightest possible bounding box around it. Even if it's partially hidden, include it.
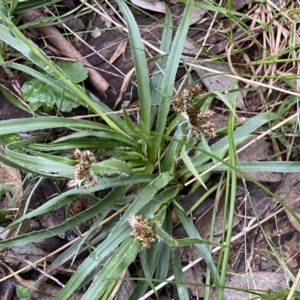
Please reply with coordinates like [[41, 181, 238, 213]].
[[150, 6, 173, 126], [110, 173, 173, 231], [122, 107, 151, 146], [172, 248, 189, 300], [152, 0, 194, 161], [129, 241, 165, 299], [218, 93, 237, 300], [5, 175, 154, 228], [116, 0, 151, 133], [174, 201, 220, 283], [0, 186, 129, 249], [162, 121, 188, 174], [13, 0, 61, 14], [0, 116, 114, 134], [80, 237, 141, 300], [57, 225, 132, 300], [155, 211, 172, 278], [139, 248, 157, 297], [180, 144, 207, 189]]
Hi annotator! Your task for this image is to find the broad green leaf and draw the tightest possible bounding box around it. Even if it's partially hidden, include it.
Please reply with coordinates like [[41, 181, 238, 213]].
[[20, 61, 88, 112], [57, 61, 88, 83], [21, 79, 80, 112], [0, 20, 129, 136]]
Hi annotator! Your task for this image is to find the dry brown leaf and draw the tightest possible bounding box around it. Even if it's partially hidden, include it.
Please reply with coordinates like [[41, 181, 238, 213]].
[[210, 271, 287, 299], [268, 173, 300, 233], [280, 181, 300, 233], [114, 68, 135, 109], [130, 0, 166, 13], [109, 40, 128, 64], [194, 61, 245, 109], [183, 266, 206, 297], [237, 137, 282, 182], [0, 148, 22, 199]]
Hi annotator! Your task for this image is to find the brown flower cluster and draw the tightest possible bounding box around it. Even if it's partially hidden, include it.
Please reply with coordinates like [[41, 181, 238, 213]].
[[172, 84, 216, 139], [128, 214, 156, 248], [67, 149, 97, 189]]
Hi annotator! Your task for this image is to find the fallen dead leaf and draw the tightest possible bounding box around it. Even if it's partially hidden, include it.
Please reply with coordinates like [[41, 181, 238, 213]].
[[280, 181, 300, 233], [130, 0, 166, 13], [237, 137, 282, 182], [109, 40, 128, 64], [210, 271, 287, 299], [0, 148, 22, 199], [183, 266, 206, 298], [194, 61, 245, 109]]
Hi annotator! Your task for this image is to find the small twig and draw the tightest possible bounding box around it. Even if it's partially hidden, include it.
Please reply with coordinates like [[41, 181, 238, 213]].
[[22, 9, 110, 97]]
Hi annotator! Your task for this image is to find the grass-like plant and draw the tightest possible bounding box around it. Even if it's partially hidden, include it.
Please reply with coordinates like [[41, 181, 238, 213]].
[[1, 1, 300, 299]]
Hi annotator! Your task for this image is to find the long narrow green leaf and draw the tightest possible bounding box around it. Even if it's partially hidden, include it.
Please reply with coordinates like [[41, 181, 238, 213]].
[[14, 0, 61, 14], [116, 0, 151, 133], [129, 240, 165, 299], [0, 185, 130, 249], [81, 237, 141, 300], [162, 121, 188, 174], [122, 107, 151, 146], [110, 173, 173, 231], [152, 0, 194, 162], [5, 175, 154, 227], [139, 248, 157, 297], [150, 6, 173, 126], [155, 211, 172, 285], [56, 225, 133, 300], [180, 144, 207, 189], [0, 85, 33, 114], [174, 201, 220, 283], [218, 89, 237, 300], [197, 161, 300, 173], [172, 248, 189, 300], [0, 116, 113, 134]]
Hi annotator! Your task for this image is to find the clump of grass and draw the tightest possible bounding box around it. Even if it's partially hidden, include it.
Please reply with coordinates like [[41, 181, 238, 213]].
[[0, 1, 300, 299]]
